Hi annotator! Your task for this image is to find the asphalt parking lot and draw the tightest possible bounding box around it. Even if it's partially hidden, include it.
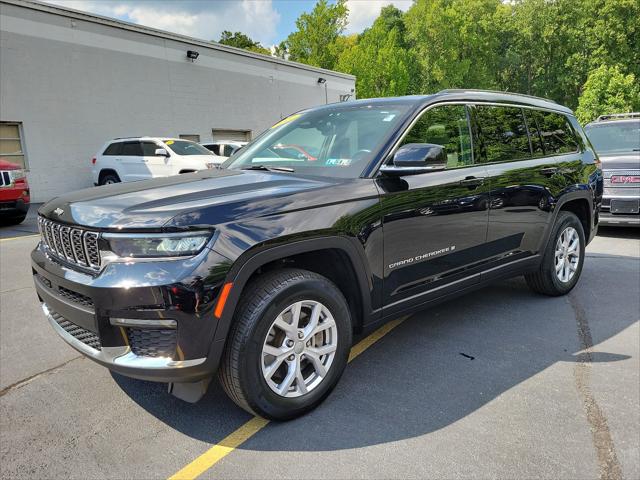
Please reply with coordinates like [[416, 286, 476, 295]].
[[1, 216, 638, 479]]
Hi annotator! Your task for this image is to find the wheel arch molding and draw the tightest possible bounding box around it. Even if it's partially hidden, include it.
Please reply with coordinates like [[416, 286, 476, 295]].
[[539, 190, 595, 253], [210, 236, 375, 345]]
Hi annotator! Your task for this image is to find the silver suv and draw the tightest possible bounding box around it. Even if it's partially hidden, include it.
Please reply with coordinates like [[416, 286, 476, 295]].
[[585, 113, 640, 226]]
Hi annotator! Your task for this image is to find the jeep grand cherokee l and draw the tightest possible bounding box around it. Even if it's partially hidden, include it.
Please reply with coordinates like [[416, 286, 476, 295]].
[[32, 90, 602, 420]]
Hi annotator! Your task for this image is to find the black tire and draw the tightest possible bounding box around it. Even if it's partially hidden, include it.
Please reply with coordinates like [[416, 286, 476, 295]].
[[99, 172, 120, 185], [525, 211, 585, 296], [219, 268, 352, 420]]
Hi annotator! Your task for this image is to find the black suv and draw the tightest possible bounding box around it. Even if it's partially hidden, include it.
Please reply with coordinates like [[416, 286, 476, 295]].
[[32, 90, 602, 420]]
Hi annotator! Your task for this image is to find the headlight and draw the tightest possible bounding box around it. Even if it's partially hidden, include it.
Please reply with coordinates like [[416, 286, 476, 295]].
[[103, 232, 211, 258], [9, 169, 25, 181]]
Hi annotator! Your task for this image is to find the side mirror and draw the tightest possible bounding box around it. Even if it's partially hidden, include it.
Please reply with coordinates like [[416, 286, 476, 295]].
[[380, 143, 447, 176], [155, 148, 169, 157]]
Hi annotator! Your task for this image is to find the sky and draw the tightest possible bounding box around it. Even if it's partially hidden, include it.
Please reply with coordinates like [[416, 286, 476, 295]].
[[45, 0, 413, 48]]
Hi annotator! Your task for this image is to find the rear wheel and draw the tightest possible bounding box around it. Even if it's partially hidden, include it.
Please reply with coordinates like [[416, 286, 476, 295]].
[[219, 268, 352, 420], [525, 211, 585, 296], [99, 172, 120, 185]]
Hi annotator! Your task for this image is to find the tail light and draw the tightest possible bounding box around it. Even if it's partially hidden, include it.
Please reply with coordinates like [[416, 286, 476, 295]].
[[91, 157, 97, 165]]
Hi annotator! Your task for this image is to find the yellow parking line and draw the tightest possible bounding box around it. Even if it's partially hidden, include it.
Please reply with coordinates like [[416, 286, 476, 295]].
[[0, 234, 40, 242], [168, 315, 409, 480]]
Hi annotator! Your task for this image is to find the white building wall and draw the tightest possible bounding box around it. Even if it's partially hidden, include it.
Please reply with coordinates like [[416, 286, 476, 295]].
[[0, 0, 355, 202]]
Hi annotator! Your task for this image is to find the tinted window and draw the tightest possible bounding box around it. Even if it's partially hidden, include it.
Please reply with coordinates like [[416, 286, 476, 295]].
[[103, 142, 122, 155], [534, 111, 579, 154], [401, 104, 473, 168], [523, 110, 545, 156], [223, 145, 236, 157], [584, 120, 640, 155], [121, 142, 143, 156], [141, 142, 159, 156], [475, 106, 531, 163]]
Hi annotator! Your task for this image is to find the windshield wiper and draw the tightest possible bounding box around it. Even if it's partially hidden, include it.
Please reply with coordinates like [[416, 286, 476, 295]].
[[240, 165, 295, 173]]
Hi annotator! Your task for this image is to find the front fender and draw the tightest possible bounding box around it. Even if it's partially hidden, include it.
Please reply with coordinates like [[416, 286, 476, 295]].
[[209, 236, 374, 346]]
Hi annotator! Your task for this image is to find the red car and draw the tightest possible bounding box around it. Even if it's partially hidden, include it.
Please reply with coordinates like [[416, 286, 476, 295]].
[[0, 158, 30, 224]]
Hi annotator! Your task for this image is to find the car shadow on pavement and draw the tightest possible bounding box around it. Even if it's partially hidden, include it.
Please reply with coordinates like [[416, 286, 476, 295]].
[[113, 273, 636, 452], [597, 226, 640, 240]]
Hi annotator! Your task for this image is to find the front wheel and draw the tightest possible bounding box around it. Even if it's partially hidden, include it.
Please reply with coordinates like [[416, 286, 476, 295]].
[[525, 211, 585, 296], [219, 268, 352, 420]]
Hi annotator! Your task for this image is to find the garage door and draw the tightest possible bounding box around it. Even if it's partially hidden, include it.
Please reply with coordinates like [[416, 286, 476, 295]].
[[212, 129, 251, 142]]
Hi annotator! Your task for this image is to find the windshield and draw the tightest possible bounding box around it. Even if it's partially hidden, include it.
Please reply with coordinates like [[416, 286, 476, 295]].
[[164, 140, 212, 156], [224, 104, 411, 178], [585, 121, 640, 155]]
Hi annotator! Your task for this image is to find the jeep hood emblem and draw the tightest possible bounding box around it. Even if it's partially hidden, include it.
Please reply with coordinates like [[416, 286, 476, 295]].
[[53, 207, 64, 216]]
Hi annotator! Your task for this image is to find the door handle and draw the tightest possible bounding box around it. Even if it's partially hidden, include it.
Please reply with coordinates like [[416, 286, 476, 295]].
[[459, 176, 485, 188], [540, 167, 558, 176], [141, 159, 148, 163]]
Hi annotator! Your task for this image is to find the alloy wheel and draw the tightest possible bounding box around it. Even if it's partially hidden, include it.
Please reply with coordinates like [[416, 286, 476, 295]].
[[554, 226, 580, 283], [261, 300, 338, 398]]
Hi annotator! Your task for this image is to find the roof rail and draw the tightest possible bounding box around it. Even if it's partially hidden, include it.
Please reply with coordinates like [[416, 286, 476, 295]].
[[438, 89, 558, 104], [596, 112, 640, 121]]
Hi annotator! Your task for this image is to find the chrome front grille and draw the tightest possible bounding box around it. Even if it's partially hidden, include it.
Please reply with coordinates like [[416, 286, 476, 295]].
[[38, 217, 101, 270], [603, 169, 640, 187]]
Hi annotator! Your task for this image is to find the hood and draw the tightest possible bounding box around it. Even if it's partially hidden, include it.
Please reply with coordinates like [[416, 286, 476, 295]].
[[599, 152, 640, 170], [39, 169, 341, 229], [0, 158, 22, 170]]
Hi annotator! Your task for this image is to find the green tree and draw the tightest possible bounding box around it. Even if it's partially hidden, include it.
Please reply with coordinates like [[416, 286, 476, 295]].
[[575, 65, 640, 124], [404, 0, 505, 93], [217, 31, 270, 55], [498, 0, 639, 109], [284, 0, 349, 69], [337, 6, 415, 98]]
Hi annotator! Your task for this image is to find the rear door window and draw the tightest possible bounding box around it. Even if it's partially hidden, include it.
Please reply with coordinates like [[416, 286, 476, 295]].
[[121, 142, 143, 156], [474, 106, 532, 163], [533, 111, 579, 155], [523, 110, 545, 157], [103, 142, 122, 155]]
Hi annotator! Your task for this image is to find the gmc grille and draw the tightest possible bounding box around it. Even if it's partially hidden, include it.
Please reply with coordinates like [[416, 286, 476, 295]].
[[38, 217, 101, 270]]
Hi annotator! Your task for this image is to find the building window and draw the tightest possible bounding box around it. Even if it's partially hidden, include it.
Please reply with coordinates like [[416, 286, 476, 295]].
[[0, 122, 27, 169], [212, 129, 251, 142], [179, 134, 201, 142]]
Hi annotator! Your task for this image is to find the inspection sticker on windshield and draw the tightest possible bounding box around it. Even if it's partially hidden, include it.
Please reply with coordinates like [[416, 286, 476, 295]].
[[326, 158, 352, 166], [165, 140, 174, 145], [271, 114, 301, 129]]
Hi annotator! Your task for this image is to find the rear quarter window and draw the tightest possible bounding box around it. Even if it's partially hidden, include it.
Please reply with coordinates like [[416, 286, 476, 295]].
[[533, 111, 579, 155], [103, 142, 122, 155]]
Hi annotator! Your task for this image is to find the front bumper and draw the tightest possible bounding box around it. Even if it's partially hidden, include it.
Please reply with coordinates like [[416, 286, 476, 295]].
[[600, 196, 640, 227], [0, 198, 29, 216], [32, 241, 232, 383]]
